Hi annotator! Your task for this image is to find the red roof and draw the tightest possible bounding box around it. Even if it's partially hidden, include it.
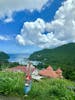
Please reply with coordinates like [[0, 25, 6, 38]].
[[46, 66, 53, 71], [39, 66, 63, 78], [39, 66, 58, 78], [55, 68, 62, 74], [9, 65, 35, 73], [39, 70, 58, 78], [9, 66, 26, 72]]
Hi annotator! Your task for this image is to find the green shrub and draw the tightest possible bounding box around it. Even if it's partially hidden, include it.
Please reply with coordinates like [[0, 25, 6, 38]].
[[0, 72, 75, 100]]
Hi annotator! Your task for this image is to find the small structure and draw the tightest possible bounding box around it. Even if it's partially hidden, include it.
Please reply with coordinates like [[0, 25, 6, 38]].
[[39, 66, 63, 78], [31, 68, 43, 81]]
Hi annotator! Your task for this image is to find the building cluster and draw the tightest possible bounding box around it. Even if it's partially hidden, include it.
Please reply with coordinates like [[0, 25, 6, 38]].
[[7, 64, 63, 81]]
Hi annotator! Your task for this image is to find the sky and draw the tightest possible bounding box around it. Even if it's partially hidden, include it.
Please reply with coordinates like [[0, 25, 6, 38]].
[[0, 0, 75, 54]]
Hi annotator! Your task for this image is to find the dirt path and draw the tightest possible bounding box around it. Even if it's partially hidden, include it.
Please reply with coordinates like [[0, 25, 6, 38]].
[[0, 96, 23, 100]]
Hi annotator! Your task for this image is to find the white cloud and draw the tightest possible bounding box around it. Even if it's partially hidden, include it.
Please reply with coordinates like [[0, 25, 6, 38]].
[[16, 35, 26, 45], [0, 35, 10, 41], [16, 0, 75, 49], [4, 11, 13, 23], [4, 17, 13, 23], [16, 18, 66, 48], [0, 0, 49, 18], [46, 0, 75, 42]]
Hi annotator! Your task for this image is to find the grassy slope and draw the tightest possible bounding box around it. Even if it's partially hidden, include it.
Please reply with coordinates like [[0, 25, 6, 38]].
[[0, 72, 75, 100]]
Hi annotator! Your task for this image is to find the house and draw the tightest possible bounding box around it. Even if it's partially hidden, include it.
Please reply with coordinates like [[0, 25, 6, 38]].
[[31, 68, 43, 81], [39, 66, 63, 78], [7, 65, 63, 79], [8, 65, 43, 81], [8, 66, 27, 73]]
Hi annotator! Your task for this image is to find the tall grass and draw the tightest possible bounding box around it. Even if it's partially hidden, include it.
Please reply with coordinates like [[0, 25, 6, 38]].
[[29, 78, 75, 100], [0, 71, 75, 100], [0, 71, 25, 96]]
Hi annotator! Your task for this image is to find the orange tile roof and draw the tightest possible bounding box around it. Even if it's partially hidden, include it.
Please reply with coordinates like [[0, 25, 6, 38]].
[[56, 68, 62, 74], [46, 66, 53, 71], [9, 66, 35, 73], [9, 66, 26, 72], [39, 70, 58, 78], [39, 66, 63, 78]]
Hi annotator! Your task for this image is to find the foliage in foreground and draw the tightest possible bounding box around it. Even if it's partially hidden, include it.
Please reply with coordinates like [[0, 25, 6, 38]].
[[0, 71, 25, 96], [0, 71, 75, 100]]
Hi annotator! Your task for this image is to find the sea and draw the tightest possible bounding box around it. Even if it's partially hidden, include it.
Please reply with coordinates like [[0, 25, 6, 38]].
[[8, 53, 40, 65], [8, 53, 30, 64]]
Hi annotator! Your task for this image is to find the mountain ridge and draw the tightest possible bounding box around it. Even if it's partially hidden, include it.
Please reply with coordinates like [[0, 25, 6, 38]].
[[29, 43, 75, 68]]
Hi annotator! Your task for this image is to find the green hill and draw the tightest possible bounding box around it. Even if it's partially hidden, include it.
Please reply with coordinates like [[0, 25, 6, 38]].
[[0, 51, 9, 60], [0, 51, 9, 64], [0, 51, 10, 70], [29, 43, 75, 67]]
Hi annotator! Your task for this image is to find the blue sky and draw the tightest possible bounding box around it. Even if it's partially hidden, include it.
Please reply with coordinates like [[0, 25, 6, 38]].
[[0, 0, 75, 54]]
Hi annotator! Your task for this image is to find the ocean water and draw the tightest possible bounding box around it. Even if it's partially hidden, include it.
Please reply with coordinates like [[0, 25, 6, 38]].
[[8, 53, 40, 65], [8, 53, 30, 64]]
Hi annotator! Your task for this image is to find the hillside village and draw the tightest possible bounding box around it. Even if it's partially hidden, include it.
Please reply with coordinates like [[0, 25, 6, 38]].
[[6, 64, 63, 81]]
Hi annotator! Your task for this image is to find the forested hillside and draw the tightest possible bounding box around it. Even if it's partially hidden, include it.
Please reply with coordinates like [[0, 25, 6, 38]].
[[29, 43, 75, 67]]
